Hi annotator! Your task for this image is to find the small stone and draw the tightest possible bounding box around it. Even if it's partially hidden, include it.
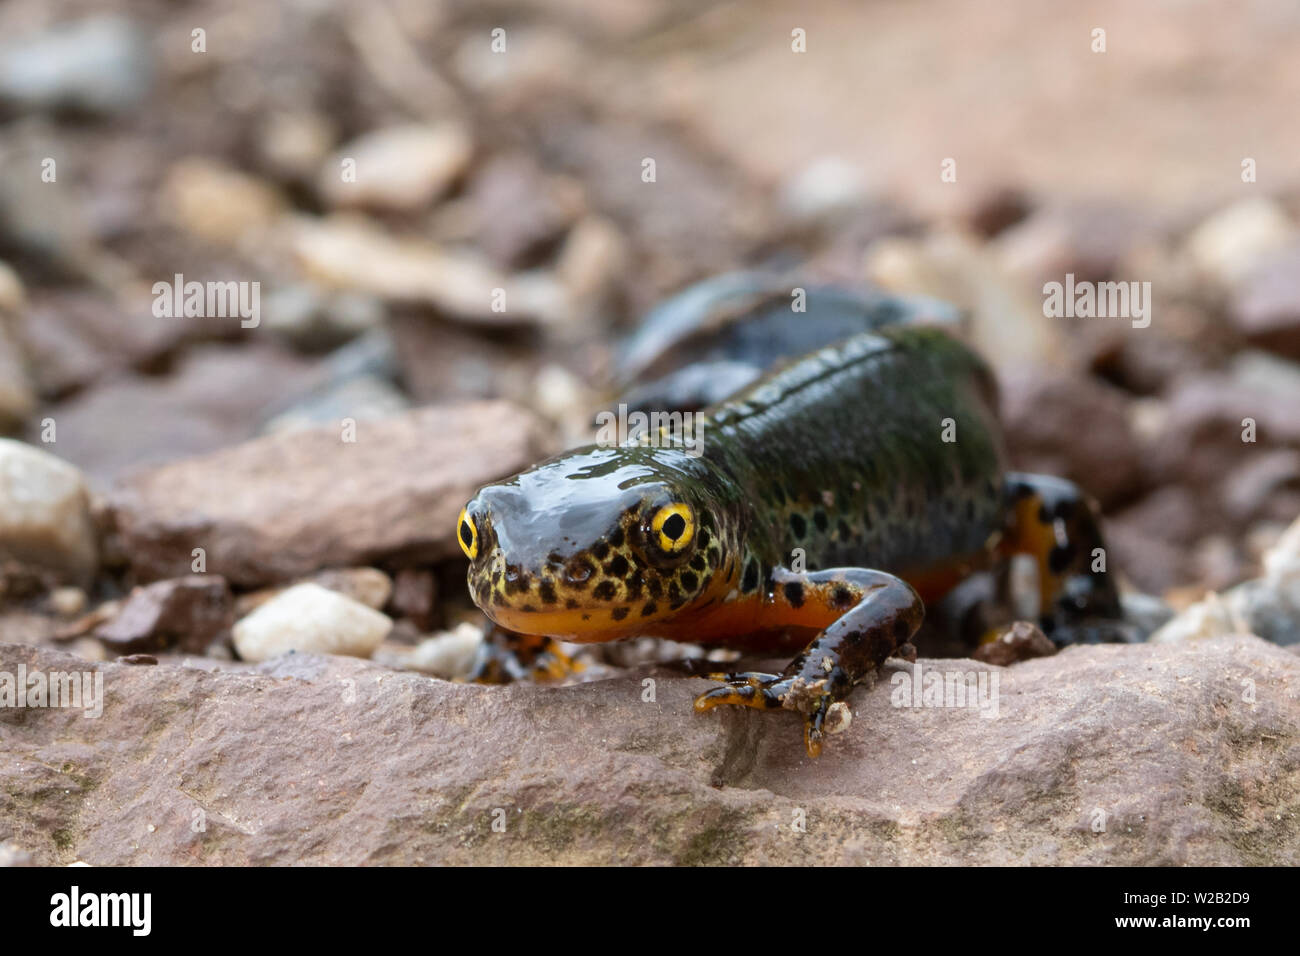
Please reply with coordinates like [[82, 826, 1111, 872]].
[[973, 621, 1058, 666], [0, 261, 24, 313], [159, 158, 286, 246], [259, 110, 336, 182], [1229, 244, 1300, 359], [0, 320, 35, 429], [67, 637, 106, 662], [1223, 515, 1300, 645], [233, 583, 392, 662], [288, 215, 563, 324], [779, 156, 870, 228], [532, 364, 588, 429], [556, 216, 628, 323], [1106, 487, 1202, 593], [864, 232, 1067, 375], [53, 599, 120, 642], [94, 575, 233, 655], [1190, 535, 1246, 593], [375, 621, 484, 678], [47, 587, 87, 618], [822, 701, 853, 736], [1119, 592, 1175, 640], [0, 439, 98, 587], [1148, 592, 1242, 644], [18, 289, 182, 399], [263, 285, 385, 352], [994, 201, 1154, 285], [963, 187, 1032, 238], [0, 842, 33, 867], [1147, 370, 1300, 499], [117, 654, 158, 666], [462, 154, 583, 268], [1000, 370, 1143, 509], [1185, 198, 1296, 287], [1220, 449, 1300, 525], [319, 123, 472, 213], [0, 15, 152, 116]]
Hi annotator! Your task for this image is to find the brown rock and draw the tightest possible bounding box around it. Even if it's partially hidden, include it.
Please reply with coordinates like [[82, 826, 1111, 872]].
[[106, 403, 545, 587], [389, 568, 439, 631], [458, 153, 582, 269], [388, 313, 541, 405], [1220, 448, 1300, 526], [36, 344, 326, 482], [93, 575, 232, 655], [962, 186, 1032, 238], [994, 200, 1160, 286], [1151, 373, 1300, 492], [1000, 369, 1143, 509], [19, 289, 182, 399], [973, 620, 1057, 666], [1230, 244, 1300, 360], [1086, 326, 1213, 396], [1105, 486, 1204, 593], [1, 637, 1297, 864]]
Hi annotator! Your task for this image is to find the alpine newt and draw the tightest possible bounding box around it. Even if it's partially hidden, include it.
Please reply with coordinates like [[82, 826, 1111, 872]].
[[457, 320, 1123, 757]]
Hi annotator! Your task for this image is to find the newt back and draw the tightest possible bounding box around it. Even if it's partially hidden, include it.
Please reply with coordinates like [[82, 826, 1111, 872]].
[[701, 325, 1005, 592]]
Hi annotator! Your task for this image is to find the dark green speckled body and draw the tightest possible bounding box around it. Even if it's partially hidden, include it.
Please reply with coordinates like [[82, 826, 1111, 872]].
[[700, 325, 1006, 598]]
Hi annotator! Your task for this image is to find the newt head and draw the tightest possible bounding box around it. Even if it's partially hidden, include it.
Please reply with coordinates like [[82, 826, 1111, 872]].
[[458, 443, 745, 642]]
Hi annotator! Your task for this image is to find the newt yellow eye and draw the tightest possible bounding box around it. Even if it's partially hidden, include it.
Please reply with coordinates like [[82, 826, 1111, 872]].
[[651, 502, 695, 553], [457, 506, 478, 560]]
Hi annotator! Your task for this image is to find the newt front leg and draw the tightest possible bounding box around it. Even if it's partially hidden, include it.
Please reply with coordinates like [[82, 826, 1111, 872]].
[[694, 567, 923, 757]]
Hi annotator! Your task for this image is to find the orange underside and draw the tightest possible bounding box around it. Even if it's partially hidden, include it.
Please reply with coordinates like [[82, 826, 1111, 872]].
[[484, 550, 994, 648]]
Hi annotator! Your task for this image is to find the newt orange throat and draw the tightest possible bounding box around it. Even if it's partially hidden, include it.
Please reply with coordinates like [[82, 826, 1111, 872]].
[[458, 312, 1124, 758]]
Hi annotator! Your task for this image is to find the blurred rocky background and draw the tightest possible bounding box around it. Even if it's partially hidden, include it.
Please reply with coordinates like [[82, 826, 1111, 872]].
[[2, 0, 1299, 865]]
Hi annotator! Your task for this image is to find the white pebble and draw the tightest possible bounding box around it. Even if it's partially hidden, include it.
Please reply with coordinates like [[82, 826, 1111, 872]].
[[0, 439, 98, 584], [233, 583, 392, 662]]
